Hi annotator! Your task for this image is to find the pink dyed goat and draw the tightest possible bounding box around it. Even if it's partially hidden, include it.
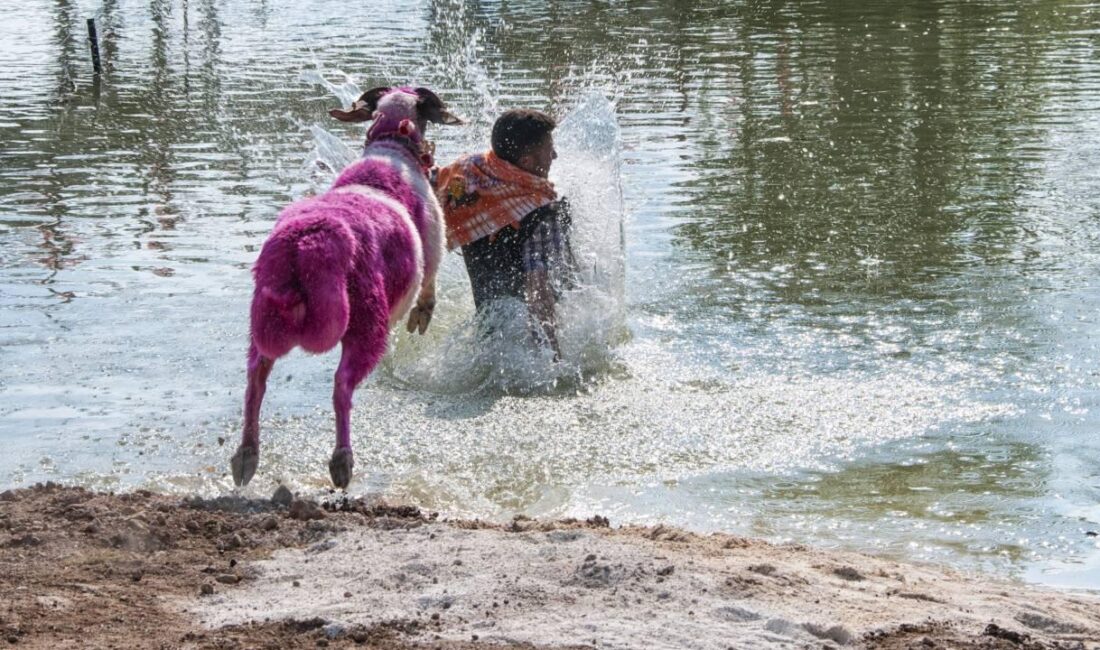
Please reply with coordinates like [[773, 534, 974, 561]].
[[231, 86, 462, 489]]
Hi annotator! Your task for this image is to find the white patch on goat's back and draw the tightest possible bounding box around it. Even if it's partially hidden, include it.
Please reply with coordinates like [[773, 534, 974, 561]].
[[332, 184, 424, 327], [362, 146, 444, 283]]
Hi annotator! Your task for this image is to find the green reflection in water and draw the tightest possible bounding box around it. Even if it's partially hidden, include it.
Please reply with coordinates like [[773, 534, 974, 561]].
[[759, 442, 1048, 562], [676, 2, 1070, 290]]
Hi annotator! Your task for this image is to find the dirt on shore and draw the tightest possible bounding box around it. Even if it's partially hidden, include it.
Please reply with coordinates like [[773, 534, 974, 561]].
[[1, 484, 1097, 649]]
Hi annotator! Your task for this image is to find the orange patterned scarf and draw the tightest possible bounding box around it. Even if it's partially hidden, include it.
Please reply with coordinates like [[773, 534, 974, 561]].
[[436, 151, 558, 249]]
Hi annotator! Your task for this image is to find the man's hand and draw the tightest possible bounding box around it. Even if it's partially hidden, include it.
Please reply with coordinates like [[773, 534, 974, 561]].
[[405, 298, 435, 335]]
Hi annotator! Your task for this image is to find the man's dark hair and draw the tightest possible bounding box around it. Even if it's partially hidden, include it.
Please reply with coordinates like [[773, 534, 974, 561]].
[[491, 109, 556, 166]]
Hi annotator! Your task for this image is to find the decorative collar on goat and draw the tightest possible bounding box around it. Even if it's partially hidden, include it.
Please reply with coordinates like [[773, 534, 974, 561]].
[[366, 115, 435, 176]]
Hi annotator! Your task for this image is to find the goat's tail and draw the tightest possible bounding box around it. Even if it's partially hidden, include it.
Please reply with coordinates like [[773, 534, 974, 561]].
[[250, 215, 356, 358]]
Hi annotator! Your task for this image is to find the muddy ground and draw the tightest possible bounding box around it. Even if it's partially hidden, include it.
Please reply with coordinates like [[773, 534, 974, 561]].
[[1, 484, 1097, 649]]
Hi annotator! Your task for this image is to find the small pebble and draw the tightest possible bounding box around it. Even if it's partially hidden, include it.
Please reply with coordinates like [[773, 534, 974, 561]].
[[200, 584, 214, 596], [271, 485, 293, 507]]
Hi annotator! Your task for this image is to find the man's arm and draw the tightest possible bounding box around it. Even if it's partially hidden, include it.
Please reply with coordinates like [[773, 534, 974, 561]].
[[525, 269, 561, 361]]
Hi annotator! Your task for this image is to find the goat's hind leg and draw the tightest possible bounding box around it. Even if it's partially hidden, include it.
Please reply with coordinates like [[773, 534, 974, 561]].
[[329, 335, 385, 489], [231, 342, 275, 486]]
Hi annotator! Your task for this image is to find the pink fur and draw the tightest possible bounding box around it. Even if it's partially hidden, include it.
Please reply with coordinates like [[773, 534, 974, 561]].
[[232, 87, 448, 489], [250, 205, 357, 357]]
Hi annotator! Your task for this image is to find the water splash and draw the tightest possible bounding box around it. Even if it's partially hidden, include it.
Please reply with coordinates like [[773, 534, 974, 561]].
[[386, 94, 630, 395], [301, 67, 629, 395], [298, 67, 362, 111], [555, 92, 629, 340], [301, 124, 357, 190], [296, 69, 362, 190]]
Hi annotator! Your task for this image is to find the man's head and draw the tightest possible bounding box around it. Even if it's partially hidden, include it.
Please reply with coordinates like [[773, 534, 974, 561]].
[[491, 109, 557, 178]]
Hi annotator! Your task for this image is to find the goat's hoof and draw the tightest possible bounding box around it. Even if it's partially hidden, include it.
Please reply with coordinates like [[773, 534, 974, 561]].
[[328, 447, 354, 489], [230, 444, 259, 487]]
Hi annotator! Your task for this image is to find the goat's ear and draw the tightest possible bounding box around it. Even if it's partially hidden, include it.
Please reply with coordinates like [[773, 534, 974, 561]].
[[328, 86, 391, 123], [415, 87, 464, 125]]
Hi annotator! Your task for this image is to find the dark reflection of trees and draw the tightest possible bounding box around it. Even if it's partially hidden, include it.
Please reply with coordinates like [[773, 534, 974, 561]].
[[182, 0, 191, 94], [35, 0, 85, 284], [198, 0, 221, 119], [252, 0, 270, 29], [29, 0, 208, 276], [52, 0, 79, 93], [10, 0, 323, 267], [430, 0, 1090, 312], [677, 2, 1065, 302], [13, 0, 1097, 303], [99, 0, 120, 74], [133, 0, 181, 243], [74, 0, 187, 248]]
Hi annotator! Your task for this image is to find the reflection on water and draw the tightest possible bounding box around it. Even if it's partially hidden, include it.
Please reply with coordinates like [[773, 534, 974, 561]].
[[2, 0, 1100, 588], [761, 443, 1050, 562]]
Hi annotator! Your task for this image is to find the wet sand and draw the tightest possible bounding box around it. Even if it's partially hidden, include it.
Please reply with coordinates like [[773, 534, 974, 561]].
[[1, 484, 1097, 649]]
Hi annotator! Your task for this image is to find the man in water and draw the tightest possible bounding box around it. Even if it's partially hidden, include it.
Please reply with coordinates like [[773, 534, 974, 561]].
[[436, 109, 576, 358]]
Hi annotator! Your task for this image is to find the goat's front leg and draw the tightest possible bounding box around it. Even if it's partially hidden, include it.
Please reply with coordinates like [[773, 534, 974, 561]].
[[407, 209, 442, 336], [231, 342, 274, 486]]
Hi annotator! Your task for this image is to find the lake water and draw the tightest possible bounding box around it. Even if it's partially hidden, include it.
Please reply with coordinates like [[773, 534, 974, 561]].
[[2, 0, 1099, 590]]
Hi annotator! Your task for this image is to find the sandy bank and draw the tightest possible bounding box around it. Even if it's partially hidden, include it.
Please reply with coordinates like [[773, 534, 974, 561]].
[[1, 484, 1097, 649]]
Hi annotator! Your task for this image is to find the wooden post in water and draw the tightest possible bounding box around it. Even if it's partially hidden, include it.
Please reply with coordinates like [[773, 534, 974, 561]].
[[86, 18, 102, 75]]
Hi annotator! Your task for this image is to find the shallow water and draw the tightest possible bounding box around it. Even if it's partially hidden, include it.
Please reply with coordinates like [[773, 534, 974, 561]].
[[2, 0, 1100, 588]]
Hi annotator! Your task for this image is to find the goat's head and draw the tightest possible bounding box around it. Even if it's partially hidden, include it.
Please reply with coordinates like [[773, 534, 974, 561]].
[[329, 86, 462, 140]]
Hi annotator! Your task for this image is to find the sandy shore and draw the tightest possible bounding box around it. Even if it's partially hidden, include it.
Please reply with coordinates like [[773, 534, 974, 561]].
[[1, 484, 1097, 649]]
